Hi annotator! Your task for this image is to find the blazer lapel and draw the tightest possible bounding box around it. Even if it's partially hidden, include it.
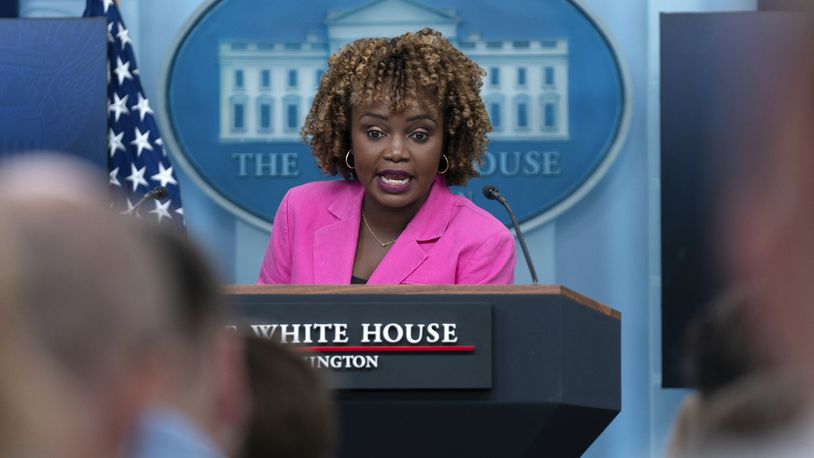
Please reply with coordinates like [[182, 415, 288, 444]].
[[368, 177, 453, 284], [313, 183, 363, 284], [367, 237, 428, 285]]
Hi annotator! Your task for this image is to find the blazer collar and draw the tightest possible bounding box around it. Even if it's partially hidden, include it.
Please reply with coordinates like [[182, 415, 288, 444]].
[[314, 177, 454, 284]]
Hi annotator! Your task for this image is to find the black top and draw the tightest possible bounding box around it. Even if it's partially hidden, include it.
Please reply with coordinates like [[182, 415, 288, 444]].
[[350, 276, 368, 285]]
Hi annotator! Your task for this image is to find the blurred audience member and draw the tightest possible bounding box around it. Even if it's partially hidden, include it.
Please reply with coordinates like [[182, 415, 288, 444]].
[[682, 288, 763, 399], [0, 153, 250, 457], [238, 337, 337, 458], [717, 25, 814, 399], [684, 25, 814, 457], [665, 288, 801, 457], [0, 208, 77, 457], [128, 226, 250, 458], [0, 154, 175, 458]]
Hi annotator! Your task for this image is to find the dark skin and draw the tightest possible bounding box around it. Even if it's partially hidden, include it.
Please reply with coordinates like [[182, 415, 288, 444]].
[[349, 100, 445, 280]]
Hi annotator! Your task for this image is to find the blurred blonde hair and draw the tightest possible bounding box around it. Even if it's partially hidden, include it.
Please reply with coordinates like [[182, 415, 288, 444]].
[[0, 154, 173, 457], [0, 204, 76, 457]]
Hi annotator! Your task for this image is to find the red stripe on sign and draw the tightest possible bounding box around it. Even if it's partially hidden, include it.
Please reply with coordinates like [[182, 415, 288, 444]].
[[298, 345, 475, 353]]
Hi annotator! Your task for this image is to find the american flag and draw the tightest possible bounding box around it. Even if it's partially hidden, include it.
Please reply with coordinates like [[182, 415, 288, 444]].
[[83, 0, 184, 226]]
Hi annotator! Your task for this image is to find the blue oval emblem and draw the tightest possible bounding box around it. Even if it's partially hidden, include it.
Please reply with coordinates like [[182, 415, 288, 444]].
[[160, 0, 629, 230]]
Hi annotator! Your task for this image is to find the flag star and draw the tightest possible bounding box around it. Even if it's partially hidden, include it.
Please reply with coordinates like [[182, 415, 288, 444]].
[[150, 199, 173, 223], [131, 93, 154, 122], [150, 162, 177, 187], [133, 67, 140, 76], [103, 0, 115, 13], [106, 22, 115, 43], [121, 198, 142, 218], [130, 128, 154, 157], [108, 129, 125, 158], [116, 23, 131, 49], [114, 57, 133, 85], [109, 166, 121, 186], [125, 163, 148, 192], [108, 92, 129, 122], [155, 138, 163, 146], [175, 207, 184, 216]]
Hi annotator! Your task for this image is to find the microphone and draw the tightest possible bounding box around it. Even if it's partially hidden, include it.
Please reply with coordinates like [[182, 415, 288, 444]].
[[483, 185, 539, 285], [130, 186, 168, 214]]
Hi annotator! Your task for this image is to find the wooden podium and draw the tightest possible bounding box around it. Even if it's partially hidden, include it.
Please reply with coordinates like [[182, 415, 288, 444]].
[[226, 285, 620, 458]]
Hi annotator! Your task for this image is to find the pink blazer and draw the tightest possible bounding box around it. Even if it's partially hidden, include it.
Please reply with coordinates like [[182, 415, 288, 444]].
[[257, 177, 516, 285]]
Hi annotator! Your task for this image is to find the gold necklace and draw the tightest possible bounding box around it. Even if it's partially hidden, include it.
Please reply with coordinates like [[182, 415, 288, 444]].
[[361, 212, 397, 247]]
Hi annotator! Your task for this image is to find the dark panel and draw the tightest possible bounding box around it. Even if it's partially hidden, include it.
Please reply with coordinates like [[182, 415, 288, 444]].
[[0, 1, 17, 18], [0, 18, 107, 170]]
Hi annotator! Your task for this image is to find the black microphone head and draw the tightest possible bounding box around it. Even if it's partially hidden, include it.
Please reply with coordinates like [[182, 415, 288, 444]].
[[150, 186, 168, 199], [482, 185, 500, 200]]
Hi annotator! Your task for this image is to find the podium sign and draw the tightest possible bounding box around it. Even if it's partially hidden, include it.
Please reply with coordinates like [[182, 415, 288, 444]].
[[230, 300, 492, 389], [227, 285, 620, 458]]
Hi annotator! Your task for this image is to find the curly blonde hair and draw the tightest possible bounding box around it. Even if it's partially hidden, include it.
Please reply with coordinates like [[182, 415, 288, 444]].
[[302, 28, 491, 186]]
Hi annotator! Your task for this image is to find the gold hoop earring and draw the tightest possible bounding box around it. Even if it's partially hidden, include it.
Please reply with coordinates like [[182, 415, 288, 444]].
[[438, 154, 449, 175], [345, 149, 355, 170]]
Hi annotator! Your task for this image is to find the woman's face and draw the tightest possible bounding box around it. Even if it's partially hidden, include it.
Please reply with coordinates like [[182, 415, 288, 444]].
[[350, 100, 444, 211]]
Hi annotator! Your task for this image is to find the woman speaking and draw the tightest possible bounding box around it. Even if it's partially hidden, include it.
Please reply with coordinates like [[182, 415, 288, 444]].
[[258, 28, 516, 285]]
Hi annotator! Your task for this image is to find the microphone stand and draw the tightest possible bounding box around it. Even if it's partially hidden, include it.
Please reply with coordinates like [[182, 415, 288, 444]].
[[483, 185, 539, 285]]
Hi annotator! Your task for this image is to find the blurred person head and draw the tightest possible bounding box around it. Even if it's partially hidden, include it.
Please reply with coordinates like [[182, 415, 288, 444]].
[[130, 225, 250, 456], [682, 288, 800, 437], [667, 286, 803, 458], [0, 153, 173, 458], [0, 207, 78, 457], [238, 337, 336, 458], [683, 287, 765, 399]]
